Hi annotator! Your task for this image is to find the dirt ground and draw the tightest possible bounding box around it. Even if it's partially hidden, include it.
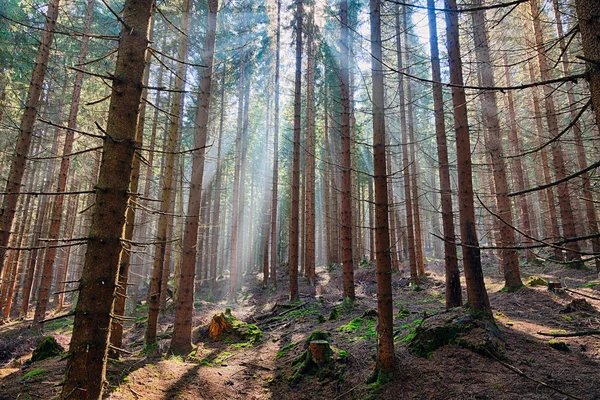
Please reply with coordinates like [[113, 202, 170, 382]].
[[1, 256, 599, 400]]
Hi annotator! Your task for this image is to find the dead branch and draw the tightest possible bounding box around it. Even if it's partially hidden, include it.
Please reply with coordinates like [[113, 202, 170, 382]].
[[537, 330, 600, 337]]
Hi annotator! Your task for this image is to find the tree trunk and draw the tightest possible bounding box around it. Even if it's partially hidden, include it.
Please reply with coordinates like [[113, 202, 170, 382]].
[[340, 0, 355, 300], [61, 0, 153, 396], [170, 0, 218, 355], [529, 0, 583, 267], [395, 6, 418, 285], [471, 1, 522, 290], [269, 0, 282, 289], [289, 0, 303, 303], [0, 0, 60, 277], [369, 0, 395, 377], [427, 0, 461, 307], [146, 0, 191, 347], [445, 0, 491, 315]]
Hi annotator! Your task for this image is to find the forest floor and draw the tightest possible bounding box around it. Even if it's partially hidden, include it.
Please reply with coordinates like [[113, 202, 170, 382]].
[[1, 255, 599, 400]]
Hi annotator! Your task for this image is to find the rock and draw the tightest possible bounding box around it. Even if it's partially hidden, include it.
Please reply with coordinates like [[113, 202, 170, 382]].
[[408, 308, 505, 360], [30, 336, 64, 363]]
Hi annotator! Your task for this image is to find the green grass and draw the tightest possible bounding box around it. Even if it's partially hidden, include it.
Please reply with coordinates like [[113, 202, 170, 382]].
[[337, 318, 376, 340]]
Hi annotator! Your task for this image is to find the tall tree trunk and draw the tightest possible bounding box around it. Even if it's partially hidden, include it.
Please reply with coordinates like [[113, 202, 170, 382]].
[[395, 6, 418, 285], [146, 0, 191, 347], [340, 0, 355, 300], [110, 16, 154, 355], [553, 0, 600, 270], [427, 0, 461, 307], [288, 0, 303, 302], [210, 72, 226, 296], [529, 0, 582, 267], [445, 0, 491, 315], [170, 0, 218, 355], [471, 1, 522, 290], [503, 55, 534, 262], [574, 0, 600, 128], [0, 0, 60, 276], [61, 0, 153, 396], [369, 0, 395, 378]]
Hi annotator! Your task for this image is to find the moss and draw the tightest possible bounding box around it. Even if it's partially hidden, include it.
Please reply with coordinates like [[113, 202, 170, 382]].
[[548, 340, 570, 352], [276, 341, 298, 359], [318, 315, 326, 324], [338, 318, 363, 332], [397, 305, 410, 320], [290, 330, 345, 382], [561, 314, 574, 322], [328, 308, 339, 321], [30, 336, 64, 363], [527, 276, 548, 287], [209, 310, 262, 344], [22, 368, 45, 381]]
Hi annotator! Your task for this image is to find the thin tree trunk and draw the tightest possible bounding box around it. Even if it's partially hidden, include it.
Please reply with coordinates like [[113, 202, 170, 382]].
[[340, 0, 355, 300], [471, 1, 522, 290], [427, 0, 461, 307], [395, 6, 418, 285], [146, 0, 190, 347], [445, 0, 491, 315], [61, 0, 153, 395], [0, 0, 60, 276], [369, 0, 395, 378], [529, 0, 582, 267]]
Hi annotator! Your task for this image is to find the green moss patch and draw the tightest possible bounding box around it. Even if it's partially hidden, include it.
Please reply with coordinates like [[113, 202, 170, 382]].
[[30, 336, 64, 363], [548, 340, 570, 352], [22, 368, 45, 381], [208, 308, 262, 344], [526, 276, 548, 287]]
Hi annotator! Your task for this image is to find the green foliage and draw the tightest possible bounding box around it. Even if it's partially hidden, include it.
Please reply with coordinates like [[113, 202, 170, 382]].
[[562, 314, 574, 322], [397, 303, 410, 320], [318, 315, 326, 324], [328, 308, 339, 321], [580, 281, 599, 288], [22, 368, 45, 381], [337, 318, 376, 340]]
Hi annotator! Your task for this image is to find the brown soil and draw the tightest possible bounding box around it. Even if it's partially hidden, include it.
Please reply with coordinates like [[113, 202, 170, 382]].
[[1, 258, 599, 400]]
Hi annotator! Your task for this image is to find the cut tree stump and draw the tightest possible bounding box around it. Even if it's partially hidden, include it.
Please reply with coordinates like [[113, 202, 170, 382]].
[[208, 308, 262, 344]]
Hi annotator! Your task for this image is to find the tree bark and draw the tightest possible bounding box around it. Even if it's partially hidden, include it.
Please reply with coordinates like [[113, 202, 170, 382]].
[[369, 0, 395, 376], [427, 0, 462, 307], [289, 0, 303, 303], [0, 0, 60, 277], [445, 0, 491, 314], [170, 0, 218, 355], [61, 0, 153, 396], [340, 0, 355, 300], [471, 0, 522, 290]]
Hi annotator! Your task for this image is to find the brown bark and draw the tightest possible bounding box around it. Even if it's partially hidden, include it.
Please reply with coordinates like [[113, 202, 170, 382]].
[[427, 0, 462, 308], [170, 0, 218, 355], [210, 72, 226, 296], [471, 1, 522, 290], [110, 15, 153, 355], [503, 55, 534, 261], [340, 0, 355, 300], [395, 6, 418, 285], [304, 8, 316, 287], [445, 0, 491, 314], [270, 0, 281, 288], [146, 0, 191, 346], [324, 95, 333, 266], [553, 0, 600, 271], [574, 0, 600, 128], [369, 0, 395, 376], [61, 0, 153, 396], [0, 0, 60, 277], [529, 0, 582, 267]]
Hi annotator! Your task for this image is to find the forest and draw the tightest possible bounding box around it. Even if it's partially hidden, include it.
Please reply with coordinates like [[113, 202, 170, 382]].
[[0, 0, 599, 398]]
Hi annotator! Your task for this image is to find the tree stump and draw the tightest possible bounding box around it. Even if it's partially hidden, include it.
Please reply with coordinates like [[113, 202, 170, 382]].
[[308, 340, 332, 364], [207, 308, 262, 343]]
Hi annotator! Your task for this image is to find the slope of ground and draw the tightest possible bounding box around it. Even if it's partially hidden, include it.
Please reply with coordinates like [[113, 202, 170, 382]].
[[0, 258, 599, 399]]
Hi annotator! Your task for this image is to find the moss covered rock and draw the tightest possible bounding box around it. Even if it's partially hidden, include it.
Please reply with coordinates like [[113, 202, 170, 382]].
[[408, 308, 505, 359], [548, 340, 570, 352], [30, 336, 64, 363], [208, 308, 262, 344], [527, 276, 548, 287]]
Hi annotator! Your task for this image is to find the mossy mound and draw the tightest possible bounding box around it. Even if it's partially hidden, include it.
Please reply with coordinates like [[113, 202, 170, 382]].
[[30, 336, 64, 363], [548, 340, 570, 352], [208, 308, 262, 344], [527, 276, 548, 287], [408, 308, 505, 360], [561, 298, 595, 314], [291, 330, 346, 382]]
